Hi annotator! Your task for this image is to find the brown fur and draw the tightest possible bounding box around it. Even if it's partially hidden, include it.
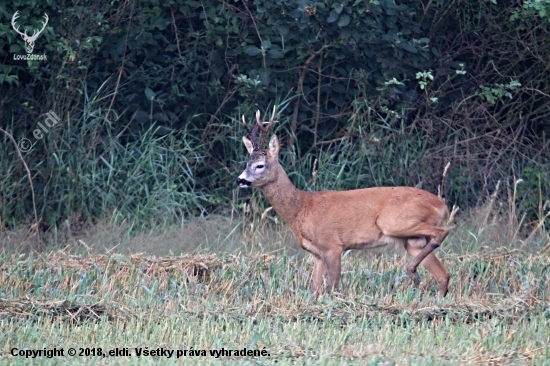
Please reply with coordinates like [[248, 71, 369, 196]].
[[238, 134, 450, 296]]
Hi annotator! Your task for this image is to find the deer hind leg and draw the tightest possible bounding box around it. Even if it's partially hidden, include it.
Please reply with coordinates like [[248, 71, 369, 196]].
[[405, 246, 450, 296], [404, 228, 450, 296]]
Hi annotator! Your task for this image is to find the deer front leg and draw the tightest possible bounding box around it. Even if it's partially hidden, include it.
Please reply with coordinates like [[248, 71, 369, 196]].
[[323, 249, 342, 293], [310, 255, 327, 294]]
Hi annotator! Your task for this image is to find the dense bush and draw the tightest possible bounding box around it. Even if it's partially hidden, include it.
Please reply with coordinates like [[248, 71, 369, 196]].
[[0, 0, 548, 232]]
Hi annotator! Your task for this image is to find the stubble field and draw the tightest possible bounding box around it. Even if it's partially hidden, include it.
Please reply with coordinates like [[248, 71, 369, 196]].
[[1, 211, 549, 365]]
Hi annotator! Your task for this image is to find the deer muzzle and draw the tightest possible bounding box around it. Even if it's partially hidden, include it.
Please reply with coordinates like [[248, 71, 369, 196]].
[[236, 177, 252, 187]]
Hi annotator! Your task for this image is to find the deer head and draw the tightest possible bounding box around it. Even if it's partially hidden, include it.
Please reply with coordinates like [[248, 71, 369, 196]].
[[12, 11, 49, 54], [237, 107, 278, 188]]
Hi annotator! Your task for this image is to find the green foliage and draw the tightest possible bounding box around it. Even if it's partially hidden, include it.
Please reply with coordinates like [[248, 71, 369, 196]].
[[510, 0, 550, 22], [0, 81, 207, 229], [479, 79, 521, 105], [416, 70, 434, 91], [0, 0, 549, 232], [0, 0, 434, 125]]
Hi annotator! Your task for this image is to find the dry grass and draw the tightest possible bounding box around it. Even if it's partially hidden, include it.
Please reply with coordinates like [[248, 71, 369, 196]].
[[0, 202, 549, 365], [1, 244, 549, 364], [0, 215, 250, 255]]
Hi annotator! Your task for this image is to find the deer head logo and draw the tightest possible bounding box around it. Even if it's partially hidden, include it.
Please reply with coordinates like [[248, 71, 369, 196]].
[[11, 11, 49, 54]]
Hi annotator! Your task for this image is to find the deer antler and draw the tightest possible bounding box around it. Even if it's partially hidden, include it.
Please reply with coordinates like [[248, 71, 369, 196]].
[[242, 106, 277, 151], [256, 106, 277, 150], [34, 13, 49, 40], [11, 11, 26, 38], [242, 114, 261, 150], [11, 12, 48, 40]]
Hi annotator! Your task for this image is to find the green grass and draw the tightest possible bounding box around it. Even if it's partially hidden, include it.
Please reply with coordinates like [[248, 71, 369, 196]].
[[1, 218, 549, 365]]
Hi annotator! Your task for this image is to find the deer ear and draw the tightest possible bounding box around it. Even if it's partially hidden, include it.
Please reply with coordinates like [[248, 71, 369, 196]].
[[268, 134, 280, 156], [242, 136, 254, 155]]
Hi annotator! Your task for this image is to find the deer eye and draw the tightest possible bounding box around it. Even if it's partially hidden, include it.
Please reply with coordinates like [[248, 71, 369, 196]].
[[256, 164, 265, 169]]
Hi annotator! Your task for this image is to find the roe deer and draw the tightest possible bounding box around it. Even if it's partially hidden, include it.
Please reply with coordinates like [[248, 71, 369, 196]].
[[236, 108, 451, 296]]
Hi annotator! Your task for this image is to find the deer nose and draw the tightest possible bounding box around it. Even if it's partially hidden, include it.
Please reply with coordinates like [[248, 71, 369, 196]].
[[236, 178, 251, 187]]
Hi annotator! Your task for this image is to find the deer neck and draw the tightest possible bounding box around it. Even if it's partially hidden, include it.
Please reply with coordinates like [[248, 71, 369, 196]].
[[260, 163, 305, 226]]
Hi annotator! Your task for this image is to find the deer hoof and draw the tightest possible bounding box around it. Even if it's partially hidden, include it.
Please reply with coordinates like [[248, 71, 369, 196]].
[[405, 264, 421, 286]]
